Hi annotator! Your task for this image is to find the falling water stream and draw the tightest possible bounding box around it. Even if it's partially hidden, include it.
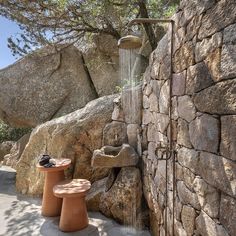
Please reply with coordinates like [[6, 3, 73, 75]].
[[119, 48, 143, 232], [119, 48, 143, 124]]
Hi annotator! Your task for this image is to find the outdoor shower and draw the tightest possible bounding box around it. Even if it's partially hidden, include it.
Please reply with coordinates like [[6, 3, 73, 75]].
[[118, 18, 175, 236]]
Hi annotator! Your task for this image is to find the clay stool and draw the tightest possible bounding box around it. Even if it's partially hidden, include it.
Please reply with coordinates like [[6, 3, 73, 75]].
[[53, 179, 91, 232], [37, 158, 71, 217]]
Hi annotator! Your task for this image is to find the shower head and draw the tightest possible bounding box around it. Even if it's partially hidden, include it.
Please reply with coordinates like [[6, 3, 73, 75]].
[[118, 35, 142, 49]]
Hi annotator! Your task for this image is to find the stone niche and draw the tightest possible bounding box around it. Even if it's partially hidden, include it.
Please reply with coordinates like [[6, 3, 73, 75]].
[[141, 0, 236, 235]]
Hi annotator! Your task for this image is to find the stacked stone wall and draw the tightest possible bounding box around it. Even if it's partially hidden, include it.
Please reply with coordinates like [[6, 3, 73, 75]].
[[141, 0, 236, 235]]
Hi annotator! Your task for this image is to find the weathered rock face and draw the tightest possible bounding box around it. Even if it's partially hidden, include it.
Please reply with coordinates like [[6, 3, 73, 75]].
[[0, 141, 15, 162], [16, 95, 117, 195], [0, 45, 98, 128], [99, 167, 142, 227], [3, 133, 30, 168], [83, 34, 120, 96], [86, 177, 107, 212]]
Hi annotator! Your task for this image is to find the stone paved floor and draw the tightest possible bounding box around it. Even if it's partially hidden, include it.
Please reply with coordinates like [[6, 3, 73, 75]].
[[0, 166, 151, 236]]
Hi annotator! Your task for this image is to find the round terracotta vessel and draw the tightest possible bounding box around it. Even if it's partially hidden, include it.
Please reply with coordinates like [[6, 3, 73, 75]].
[[53, 179, 91, 232], [37, 158, 71, 217]]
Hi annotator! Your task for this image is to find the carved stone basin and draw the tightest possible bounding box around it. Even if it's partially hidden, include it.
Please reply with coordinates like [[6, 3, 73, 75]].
[[91, 144, 139, 168]]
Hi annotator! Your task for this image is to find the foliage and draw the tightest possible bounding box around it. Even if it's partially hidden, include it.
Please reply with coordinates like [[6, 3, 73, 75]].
[[0, 120, 31, 143], [0, 0, 179, 57]]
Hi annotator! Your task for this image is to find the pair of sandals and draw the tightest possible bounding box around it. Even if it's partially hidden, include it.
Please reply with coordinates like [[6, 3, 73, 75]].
[[38, 154, 56, 168]]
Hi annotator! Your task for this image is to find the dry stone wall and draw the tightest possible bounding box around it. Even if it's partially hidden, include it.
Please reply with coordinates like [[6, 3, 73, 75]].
[[141, 0, 236, 235]]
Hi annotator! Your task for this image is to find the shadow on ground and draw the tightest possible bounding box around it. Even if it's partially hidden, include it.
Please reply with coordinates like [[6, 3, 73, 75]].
[[0, 166, 150, 236]]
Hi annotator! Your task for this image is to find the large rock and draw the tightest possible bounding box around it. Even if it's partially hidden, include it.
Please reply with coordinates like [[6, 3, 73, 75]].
[[91, 144, 139, 168], [86, 177, 107, 211], [220, 193, 236, 236], [189, 114, 219, 153], [0, 141, 15, 162], [99, 167, 142, 227], [3, 133, 30, 168], [198, 152, 236, 198], [83, 34, 120, 96], [16, 95, 117, 195], [196, 211, 229, 236], [220, 115, 236, 161], [198, 0, 236, 40], [194, 79, 236, 115], [0, 45, 98, 128]]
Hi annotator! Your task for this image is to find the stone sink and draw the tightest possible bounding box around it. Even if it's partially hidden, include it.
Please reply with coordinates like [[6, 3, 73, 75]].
[[91, 144, 139, 168]]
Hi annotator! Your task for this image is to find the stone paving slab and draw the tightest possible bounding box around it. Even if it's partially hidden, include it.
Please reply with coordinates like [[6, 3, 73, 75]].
[[0, 166, 151, 236]]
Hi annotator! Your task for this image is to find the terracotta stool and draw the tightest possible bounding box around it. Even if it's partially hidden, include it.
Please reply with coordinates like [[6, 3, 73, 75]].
[[53, 179, 91, 232], [37, 158, 71, 217]]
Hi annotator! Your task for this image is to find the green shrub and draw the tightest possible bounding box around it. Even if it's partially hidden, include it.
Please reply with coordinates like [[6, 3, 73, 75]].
[[0, 120, 31, 143]]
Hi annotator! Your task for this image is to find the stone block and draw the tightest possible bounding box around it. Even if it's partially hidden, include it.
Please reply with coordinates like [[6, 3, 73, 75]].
[[152, 112, 169, 134], [220, 115, 236, 161], [194, 79, 236, 115], [142, 109, 152, 125], [178, 95, 196, 122], [177, 181, 201, 210], [195, 32, 222, 62], [224, 23, 236, 44], [198, 152, 236, 198], [151, 79, 162, 96], [186, 14, 202, 41], [173, 42, 195, 73], [149, 93, 159, 112], [172, 70, 186, 96], [143, 95, 150, 109], [186, 62, 214, 94], [177, 147, 199, 174], [220, 44, 236, 80], [181, 205, 196, 236], [193, 177, 220, 218], [220, 193, 236, 236], [172, 96, 178, 120], [198, 0, 236, 40], [103, 121, 127, 146], [189, 114, 219, 153], [159, 80, 169, 114], [177, 118, 192, 148], [196, 211, 229, 236]]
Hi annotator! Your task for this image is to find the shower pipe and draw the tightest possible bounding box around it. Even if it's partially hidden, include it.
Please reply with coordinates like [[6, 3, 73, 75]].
[[128, 18, 176, 236]]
